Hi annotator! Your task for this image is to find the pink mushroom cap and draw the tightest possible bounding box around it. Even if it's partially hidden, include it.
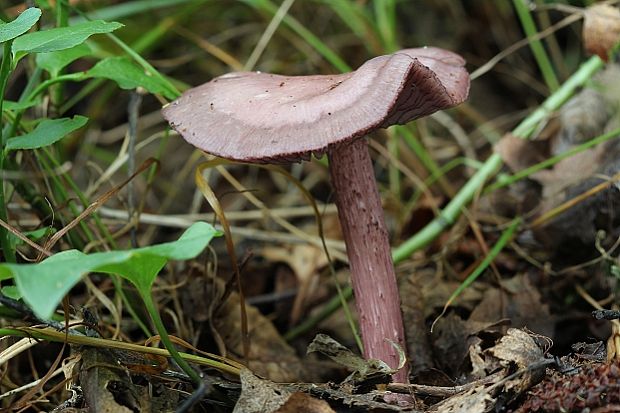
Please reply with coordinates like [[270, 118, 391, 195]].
[[162, 47, 470, 163]]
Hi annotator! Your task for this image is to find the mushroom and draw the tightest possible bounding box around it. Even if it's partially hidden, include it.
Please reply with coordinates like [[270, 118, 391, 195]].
[[163, 47, 470, 383]]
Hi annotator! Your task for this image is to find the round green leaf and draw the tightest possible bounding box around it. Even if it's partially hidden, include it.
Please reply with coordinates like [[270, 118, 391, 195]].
[[0, 8, 42, 43], [6, 115, 88, 151], [12, 20, 122, 57], [0, 222, 219, 319]]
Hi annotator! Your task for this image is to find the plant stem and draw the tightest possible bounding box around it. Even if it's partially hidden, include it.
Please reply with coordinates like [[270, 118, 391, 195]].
[[328, 138, 408, 383], [0, 327, 241, 376], [141, 293, 202, 384], [243, 0, 351, 72], [0, 43, 16, 263], [52, 0, 69, 109], [393, 55, 604, 260]]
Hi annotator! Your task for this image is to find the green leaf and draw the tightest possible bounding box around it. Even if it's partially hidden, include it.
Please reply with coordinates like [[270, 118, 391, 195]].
[[1, 286, 21, 300], [8, 227, 53, 250], [3, 99, 40, 111], [0, 267, 12, 281], [12, 20, 122, 57], [5, 115, 88, 151], [0, 8, 42, 43], [0, 222, 219, 319], [86, 56, 176, 99], [36, 43, 92, 76]]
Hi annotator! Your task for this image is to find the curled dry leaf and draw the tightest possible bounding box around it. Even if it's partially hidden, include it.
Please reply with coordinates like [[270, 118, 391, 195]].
[[469, 275, 554, 339], [273, 392, 336, 413], [430, 329, 549, 413], [431, 312, 509, 379], [583, 4, 620, 61], [306, 333, 397, 385], [233, 369, 338, 413], [215, 289, 309, 382], [487, 329, 547, 396], [606, 317, 620, 361], [489, 329, 545, 367], [233, 368, 292, 413], [432, 314, 474, 376]]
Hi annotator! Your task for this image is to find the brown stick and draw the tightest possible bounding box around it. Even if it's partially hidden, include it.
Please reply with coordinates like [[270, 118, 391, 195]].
[[328, 138, 409, 383]]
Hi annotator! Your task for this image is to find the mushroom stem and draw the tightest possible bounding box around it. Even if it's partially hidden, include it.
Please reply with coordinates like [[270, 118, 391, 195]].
[[328, 138, 409, 384]]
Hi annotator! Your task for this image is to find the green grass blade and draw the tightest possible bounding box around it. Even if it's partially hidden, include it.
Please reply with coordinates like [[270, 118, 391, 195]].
[[318, 0, 380, 53], [242, 0, 351, 72], [374, 0, 398, 52], [432, 218, 521, 328], [393, 55, 604, 261], [69, 0, 204, 23], [0, 42, 15, 263], [512, 0, 559, 92]]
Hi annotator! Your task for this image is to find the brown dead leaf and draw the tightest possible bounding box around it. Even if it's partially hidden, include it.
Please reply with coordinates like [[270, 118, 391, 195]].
[[553, 89, 610, 153], [420, 268, 485, 317], [432, 329, 548, 412], [531, 88, 612, 207], [432, 311, 508, 378], [489, 329, 545, 369], [306, 334, 397, 385], [532, 146, 602, 204], [400, 273, 435, 374], [468, 275, 553, 338], [274, 392, 336, 413], [262, 244, 328, 324], [432, 314, 473, 376], [495, 68, 620, 262], [79, 347, 180, 413], [212, 276, 311, 382], [431, 386, 493, 413], [233, 368, 292, 413], [583, 3, 620, 61], [494, 133, 548, 173], [606, 315, 620, 361], [184, 272, 324, 382], [493, 79, 618, 216], [80, 347, 139, 413], [487, 329, 547, 395]]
